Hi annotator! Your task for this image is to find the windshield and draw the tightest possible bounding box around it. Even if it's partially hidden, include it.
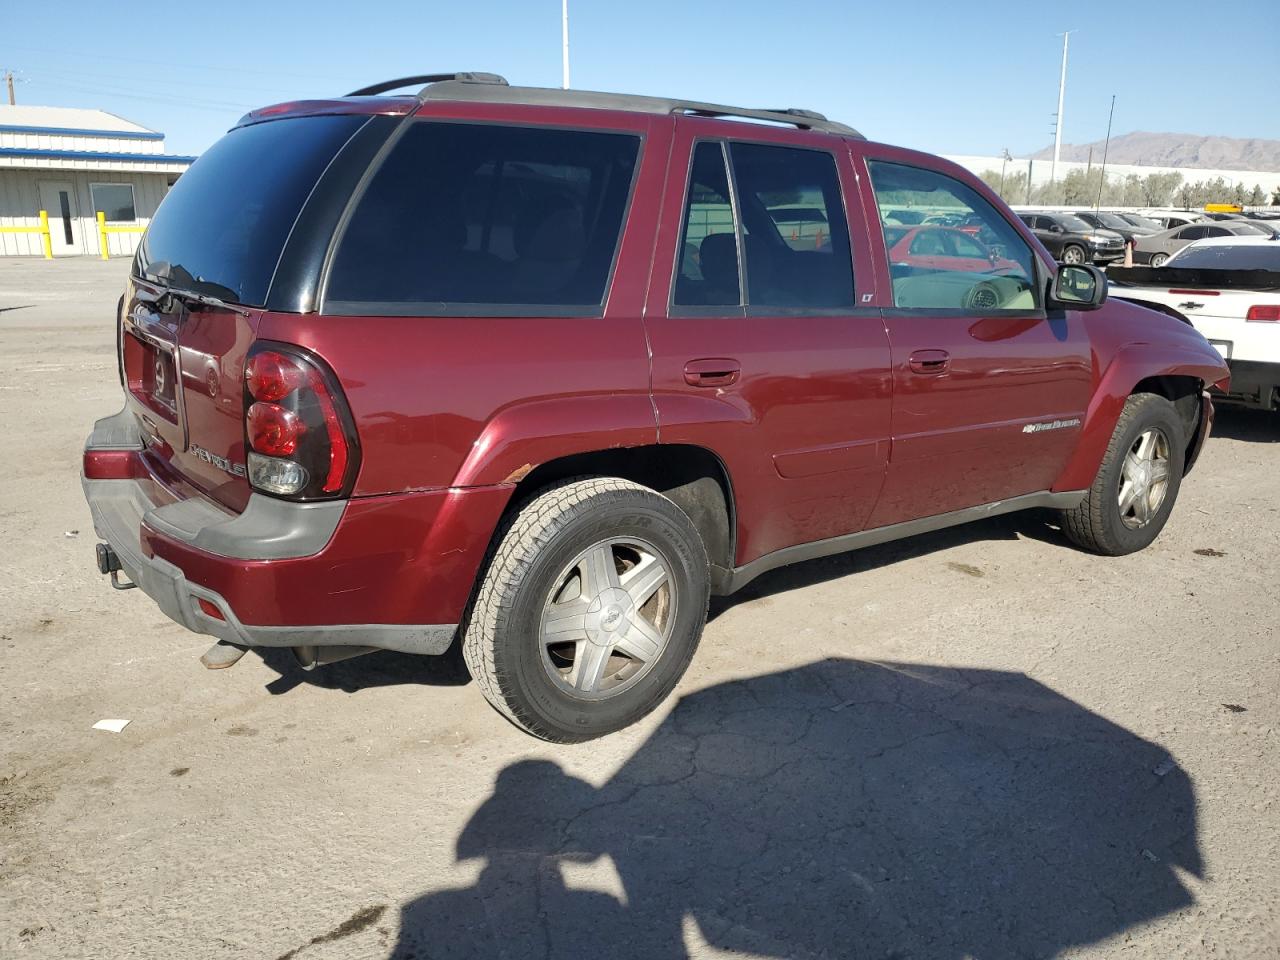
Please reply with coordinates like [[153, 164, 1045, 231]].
[[1095, 213, 1133, 230], [1057, 215, 1095, 233], [135, 115, 367, 306], [1122, 214, 1163, 230], [1171, 243, 1280, 270]]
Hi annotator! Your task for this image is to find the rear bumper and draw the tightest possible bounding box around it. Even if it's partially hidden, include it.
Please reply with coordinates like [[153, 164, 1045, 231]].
[[1216, 359, 1280, 410], [83, 408, 510, 655]]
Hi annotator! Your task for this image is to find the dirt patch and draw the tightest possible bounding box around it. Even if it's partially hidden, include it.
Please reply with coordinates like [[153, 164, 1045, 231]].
[[1194, 548, 1227, 557], [169, 767, 190, 777], [0, 770, 50, 831], [225, 726, 258, 737], [274, 904, 388, 960], [947, 562, 985, 578]]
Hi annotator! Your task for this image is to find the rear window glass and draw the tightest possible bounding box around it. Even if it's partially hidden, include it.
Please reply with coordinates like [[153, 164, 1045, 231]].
[[135, 115, 366, 306], [324, 122, 641, 315], [1171, 244, 1280, 270]]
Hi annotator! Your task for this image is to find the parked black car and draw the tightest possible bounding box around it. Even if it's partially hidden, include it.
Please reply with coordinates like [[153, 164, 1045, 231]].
[[1016, 212, 1125, 265], [1071, 210, 1158, 244]]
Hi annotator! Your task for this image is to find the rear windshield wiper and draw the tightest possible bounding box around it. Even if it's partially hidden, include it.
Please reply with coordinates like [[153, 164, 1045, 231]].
[[154, 285, 251, 315]]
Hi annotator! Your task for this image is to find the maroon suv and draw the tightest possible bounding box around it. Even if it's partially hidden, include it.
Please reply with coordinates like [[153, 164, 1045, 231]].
[[83, 72, 1228, 741]]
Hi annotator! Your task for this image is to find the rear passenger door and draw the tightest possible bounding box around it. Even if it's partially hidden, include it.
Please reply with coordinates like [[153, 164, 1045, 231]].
[[643, 119, 891, 571], [855, 152, 1092, 527]]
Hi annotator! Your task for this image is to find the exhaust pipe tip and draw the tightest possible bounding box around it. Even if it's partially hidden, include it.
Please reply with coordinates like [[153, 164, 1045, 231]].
[[291, 645, 376, 671]]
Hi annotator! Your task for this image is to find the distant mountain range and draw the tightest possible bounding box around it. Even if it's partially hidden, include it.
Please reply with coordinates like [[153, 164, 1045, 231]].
[[1031, 131, 1280, 172]]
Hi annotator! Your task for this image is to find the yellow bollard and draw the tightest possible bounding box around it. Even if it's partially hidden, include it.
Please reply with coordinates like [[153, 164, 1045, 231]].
[[97, 211, 110, 260], [39, 210, 52, 259]]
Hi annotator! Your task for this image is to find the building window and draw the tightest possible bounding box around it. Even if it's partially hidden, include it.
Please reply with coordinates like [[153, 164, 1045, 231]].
[[90, 183, 137, 222]]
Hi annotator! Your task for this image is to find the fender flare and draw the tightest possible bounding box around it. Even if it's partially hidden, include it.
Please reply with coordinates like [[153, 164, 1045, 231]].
[[1052, 341, 1226, 492], [450, 393, 658, 488]]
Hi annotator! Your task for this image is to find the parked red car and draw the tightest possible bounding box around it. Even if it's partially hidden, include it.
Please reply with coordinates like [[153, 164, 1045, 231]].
[[883, 224, 1023, 275], [83, 72, 1228, 741]]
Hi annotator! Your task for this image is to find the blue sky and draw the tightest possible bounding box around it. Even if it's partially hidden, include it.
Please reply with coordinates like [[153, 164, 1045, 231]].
[[4, 0, 1276, 158]]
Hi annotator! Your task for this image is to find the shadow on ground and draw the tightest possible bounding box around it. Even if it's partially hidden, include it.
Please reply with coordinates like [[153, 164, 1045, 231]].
[[255, 643, 471, 695], [261, 510, 1067, 695], [711, 509, 1067, 620], [1211, 405, 1279, 443], [388, 659, 1201, 959]]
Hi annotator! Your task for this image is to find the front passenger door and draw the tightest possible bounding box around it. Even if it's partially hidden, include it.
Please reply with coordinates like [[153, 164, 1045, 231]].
[[858, 155, 1092, 528]]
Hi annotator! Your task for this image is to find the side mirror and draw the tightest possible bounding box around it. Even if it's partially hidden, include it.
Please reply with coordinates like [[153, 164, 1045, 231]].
[[1048, 264, 1107, 311]]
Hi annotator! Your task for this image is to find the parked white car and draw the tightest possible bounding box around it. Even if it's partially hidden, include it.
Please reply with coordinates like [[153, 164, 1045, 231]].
[[1139, 209, 1211, 230], [1109, 236, 1280, 410]]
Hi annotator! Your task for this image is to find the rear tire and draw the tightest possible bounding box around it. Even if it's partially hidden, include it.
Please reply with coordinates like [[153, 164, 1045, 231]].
[[462, 478, 710, 742], [1058, 393, 1186, 555], [1150, 252, 1169, 267]]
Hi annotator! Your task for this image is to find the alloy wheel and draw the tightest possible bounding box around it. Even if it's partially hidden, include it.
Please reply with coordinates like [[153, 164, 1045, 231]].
[[539, 537, 677, 700], [1118, 427, 1171, 529]]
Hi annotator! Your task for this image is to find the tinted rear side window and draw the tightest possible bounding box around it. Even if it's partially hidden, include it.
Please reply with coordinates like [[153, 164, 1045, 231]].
[[325, 122, 640, 315], [135, 115, 367, 306], [729, 142, 855, 310]]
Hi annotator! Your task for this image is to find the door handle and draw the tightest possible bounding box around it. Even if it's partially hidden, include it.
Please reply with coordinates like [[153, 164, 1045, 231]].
[[908, 349, 950, 374], [684, 358, 741, 387]]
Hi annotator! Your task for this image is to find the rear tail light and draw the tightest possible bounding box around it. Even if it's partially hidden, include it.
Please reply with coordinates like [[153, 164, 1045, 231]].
[[1246, 304, 1280, 323], [243, 344, 360, 500], [247, 402, 304, 456]]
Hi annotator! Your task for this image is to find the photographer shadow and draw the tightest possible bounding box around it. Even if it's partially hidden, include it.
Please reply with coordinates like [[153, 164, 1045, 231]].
[[390, 658, 1201, 959]]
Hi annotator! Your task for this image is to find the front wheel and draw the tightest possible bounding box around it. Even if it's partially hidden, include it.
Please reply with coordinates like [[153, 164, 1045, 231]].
[[462, 478, 709, 742], [1061, 244, 1087, 265], [1058, 393, 1186, 555], [1150, 252, 1169, 267]]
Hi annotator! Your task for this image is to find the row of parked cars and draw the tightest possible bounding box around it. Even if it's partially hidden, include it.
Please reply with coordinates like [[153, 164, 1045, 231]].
[[1012, 206, 1280, 267]]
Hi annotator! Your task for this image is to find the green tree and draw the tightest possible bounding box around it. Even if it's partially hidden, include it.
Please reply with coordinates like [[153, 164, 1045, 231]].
[[1120, 174, 1145, 207], [1248, 184, 1266, 207], [1273, 185, 1280, 206], [1141, 172, 1183, 206]]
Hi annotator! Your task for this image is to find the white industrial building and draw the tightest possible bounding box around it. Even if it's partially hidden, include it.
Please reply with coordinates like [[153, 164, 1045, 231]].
[[945, 153, 1280, 199], [0, 105, 194, 258]]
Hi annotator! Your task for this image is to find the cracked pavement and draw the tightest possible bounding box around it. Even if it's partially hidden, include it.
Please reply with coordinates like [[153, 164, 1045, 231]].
[[1, 259, 1277, 958]]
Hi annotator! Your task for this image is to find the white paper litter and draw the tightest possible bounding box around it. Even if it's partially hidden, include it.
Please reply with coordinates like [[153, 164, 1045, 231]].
[[92, 718, 131, 733]]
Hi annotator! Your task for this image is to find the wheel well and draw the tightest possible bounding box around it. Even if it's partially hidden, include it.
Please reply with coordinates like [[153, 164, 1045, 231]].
[[507, 445, 736, 574], [1132, 375, 1202, 452]]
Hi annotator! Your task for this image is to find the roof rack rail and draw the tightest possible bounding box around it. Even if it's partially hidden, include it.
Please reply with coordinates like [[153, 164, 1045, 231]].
[[764, 108, 827, 122], [345, 72, 508, 98], [675, 104, 859, 136]]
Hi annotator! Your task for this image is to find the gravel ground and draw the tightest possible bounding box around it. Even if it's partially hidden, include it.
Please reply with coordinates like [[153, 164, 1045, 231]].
[[1, 258, 1277, 959]]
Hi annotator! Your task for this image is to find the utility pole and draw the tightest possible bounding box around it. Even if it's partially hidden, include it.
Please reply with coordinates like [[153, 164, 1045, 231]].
[[1050, 31, 1072, 185], [561, 0, 570, 89], [999, 148, 1012, 196], [1095, 94, 1116, 212], [5, 71, 14, 106]]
